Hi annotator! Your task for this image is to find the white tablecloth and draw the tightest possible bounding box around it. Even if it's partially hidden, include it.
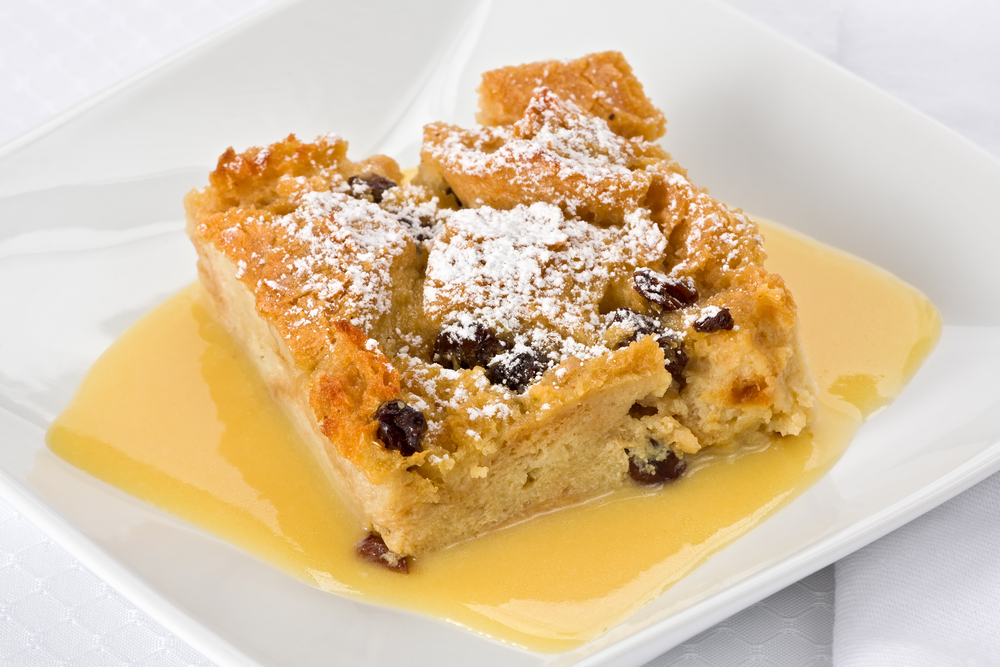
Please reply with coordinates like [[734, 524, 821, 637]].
[[1, 1, 996, 665]]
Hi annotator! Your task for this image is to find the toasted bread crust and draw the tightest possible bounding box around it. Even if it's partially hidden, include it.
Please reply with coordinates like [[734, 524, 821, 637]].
[[477, 51, 667, 141]]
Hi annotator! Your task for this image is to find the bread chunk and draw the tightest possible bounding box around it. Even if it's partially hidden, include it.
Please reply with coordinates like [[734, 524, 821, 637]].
[[477, 50, 667, 141], [421, 87, 682, 227], [185, 53, 816, 562]]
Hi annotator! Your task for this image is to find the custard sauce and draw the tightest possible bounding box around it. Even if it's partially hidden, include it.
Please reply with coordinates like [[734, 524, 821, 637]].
[[46, 220, 940, 652]]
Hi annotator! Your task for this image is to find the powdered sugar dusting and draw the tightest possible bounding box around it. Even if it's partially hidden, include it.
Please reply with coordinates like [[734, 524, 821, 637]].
[[380, 190, 453, 242], [219, 187, 411, 332], [424, 87, 657, 220], [425, 202, 602, 337], [664, 172, 764, 279], [515, 87, 638, 184], [397, 352, 517, 440], [424, 201, 666, 367]]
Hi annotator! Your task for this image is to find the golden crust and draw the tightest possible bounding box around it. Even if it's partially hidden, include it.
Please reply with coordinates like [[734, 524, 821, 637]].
[[477, 50, 667, 141], [422, 87, 683, 228], [185, 53, 816, 558]]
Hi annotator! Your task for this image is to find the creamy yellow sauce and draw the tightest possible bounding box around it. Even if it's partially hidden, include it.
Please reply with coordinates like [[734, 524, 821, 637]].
[[46, 220, 940, 652]]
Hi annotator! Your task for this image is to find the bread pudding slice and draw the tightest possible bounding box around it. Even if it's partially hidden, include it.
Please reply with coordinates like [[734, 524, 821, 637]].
[[185, 52, 816, 565]]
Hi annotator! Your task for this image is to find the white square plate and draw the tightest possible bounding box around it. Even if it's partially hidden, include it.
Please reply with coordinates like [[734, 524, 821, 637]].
[[1, 1, 999, 665]]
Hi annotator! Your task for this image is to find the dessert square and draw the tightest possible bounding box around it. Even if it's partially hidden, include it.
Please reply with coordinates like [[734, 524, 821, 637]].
[[185, 52, 816, 562]]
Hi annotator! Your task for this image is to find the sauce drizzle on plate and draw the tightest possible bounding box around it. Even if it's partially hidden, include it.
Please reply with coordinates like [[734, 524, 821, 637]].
[[47, 219, 940, 651]]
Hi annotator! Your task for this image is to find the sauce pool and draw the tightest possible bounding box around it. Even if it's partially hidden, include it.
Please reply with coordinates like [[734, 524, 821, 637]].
[[46, 219, 940, 652]]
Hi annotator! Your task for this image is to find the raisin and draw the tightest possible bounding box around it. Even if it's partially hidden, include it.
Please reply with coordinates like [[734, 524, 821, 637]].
[[608, 308, 660, 347], [627, 444, 686, 485], [399, 215, 435, 242], [655, 335, 689, 386], [633, 268, 699, 311], [693, 307, 735, 333], [374, 399, 425, 456], [487, 348, 547, 393], [348, 173, 397, 203], [432, 322, 506, 370], [356, 533, 409, 573]]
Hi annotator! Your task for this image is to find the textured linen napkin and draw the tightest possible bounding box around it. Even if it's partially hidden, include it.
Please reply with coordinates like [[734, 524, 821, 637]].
[[833, 472, 1000, 665]]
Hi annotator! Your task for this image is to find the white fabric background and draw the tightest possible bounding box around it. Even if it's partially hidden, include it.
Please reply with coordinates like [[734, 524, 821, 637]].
[[1, 1, 997, 665]]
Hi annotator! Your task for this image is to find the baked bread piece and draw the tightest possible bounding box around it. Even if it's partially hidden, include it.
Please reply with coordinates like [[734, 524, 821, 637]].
[[185, 52, 816, 564]]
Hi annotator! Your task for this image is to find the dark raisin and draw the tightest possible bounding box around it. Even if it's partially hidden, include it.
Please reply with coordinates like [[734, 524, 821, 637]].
[[633, 268, 699, 311], [487, 348, 547, 393], [348, 173, 397, 203], [627, 445, 686, 485], [608, 112, 616, 120], [655, 334, 689, 385], [693, 307, 735, 333], [399, 215, 435, 242], [374, 399, 425, 456], [608, 308, 660, 347], [432, 322, 506, 370], [356, 533, 409, 573]]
